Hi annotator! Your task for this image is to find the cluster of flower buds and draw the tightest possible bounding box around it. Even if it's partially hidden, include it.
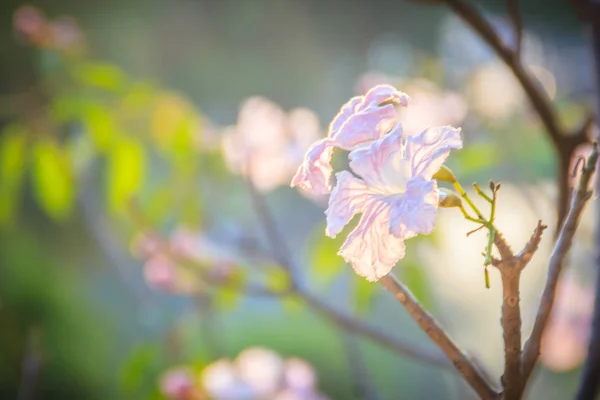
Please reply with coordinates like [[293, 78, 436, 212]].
[[13, 5, 84, 54], [131, 228, 237, 294], [292, 85, 463, 281], [160, 347, 329, 400]]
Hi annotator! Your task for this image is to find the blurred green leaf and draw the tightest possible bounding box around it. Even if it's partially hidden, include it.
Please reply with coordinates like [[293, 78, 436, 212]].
[[453, 142, 498, 176], [398, 261, 432, 309], [213, 288, 242, 311], [106, 137, 146, 214], [265, 267, 290, 293], [308, 222, 347, 286], [31, 140, 75, 221], [352, 276, 377, 315], [0, 125, 28, 225], [118, 343, 160, 395], [83, 104, 117, 151], [73, 61, 125, 91], [282, 294, 305, 314]]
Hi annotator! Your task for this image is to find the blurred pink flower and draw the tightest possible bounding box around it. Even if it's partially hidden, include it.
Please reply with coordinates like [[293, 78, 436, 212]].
[[235, 347, 285, 398], [326, 126, 462, 281], [13, 5, 48, 44], [197, 347, 328, 399], [355, 73, 467, 137], [144, 254, 179, 292], [222, 97, 323, 192], [132, 228, 238, 293], [540, 276, 594, 372], [201, 360, 255, 400], [50, 16, 84, 52], [160, 367, 197, 400], [398, 79, 467, 136], [284, 358, 317, 393], [291, 85, 409, 194]]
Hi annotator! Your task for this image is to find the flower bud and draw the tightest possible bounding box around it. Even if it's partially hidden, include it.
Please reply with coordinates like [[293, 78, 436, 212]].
[[432, 165, 456, 183], [438, 188, 462, 208]]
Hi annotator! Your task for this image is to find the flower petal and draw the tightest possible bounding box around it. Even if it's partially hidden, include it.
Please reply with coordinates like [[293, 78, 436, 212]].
[[328, 96, 363, 137], [405, 126, 462, 180], [330, 104, 398, 150], [339, 199, 406, 282], [348, 127, 408, 190], [389, 177, 439, 238], [361, 84, 409, 108], [325, 171, 372, 238], [290, 139, 334, 194]]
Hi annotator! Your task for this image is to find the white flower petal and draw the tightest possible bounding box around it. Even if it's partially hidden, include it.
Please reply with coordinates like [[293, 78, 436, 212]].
[[339, 200, 406, 282]]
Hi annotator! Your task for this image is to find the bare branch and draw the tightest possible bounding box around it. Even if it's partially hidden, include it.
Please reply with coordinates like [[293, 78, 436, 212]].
[[379, 274, 500, 400], [521, 144, 598, 387], [493, 229, 514, 261], [516, 220, 548, 266], [299, 288, 451, 369]]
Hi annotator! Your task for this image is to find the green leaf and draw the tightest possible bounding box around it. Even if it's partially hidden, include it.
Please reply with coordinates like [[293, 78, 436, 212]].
[[31, 140, 75, 221], [82, 104, 117, 151], [73, 61, 125, 91], [265, 267, 290, 293], [118, 343, 160, 395], [213, 288, 242, 311], [352, 276, 377, 315], [308, 222, 348, 286], [106, 137, 146, 214], [398, 261, 432, 309], [0, 125, 28, 225]]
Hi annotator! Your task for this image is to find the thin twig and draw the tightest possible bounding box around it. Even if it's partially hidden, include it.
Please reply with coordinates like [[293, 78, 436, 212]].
[[521, 144, 598, 388], [244, 177, 298, 284], [379, 274, 500, 400]]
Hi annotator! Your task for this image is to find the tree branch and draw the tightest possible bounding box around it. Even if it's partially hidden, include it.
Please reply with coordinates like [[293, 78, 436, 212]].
[[495, 259, 523, 400], [379, 274, 500, 400], [243, 178, 452, 369], [299, 288, 451, 369], [442, 0, 590, 229], [521, 143, 598, 388]]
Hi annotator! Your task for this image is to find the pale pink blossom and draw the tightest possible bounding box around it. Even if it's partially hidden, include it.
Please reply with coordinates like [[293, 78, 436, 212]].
[[160, 367, 197, 400], [143, 254, 179, 291], [222, 97, 323, 191], [132, 228, 237, 293], [283, 357, 317, 395], [201, 359, 255, 399], [235, 347, 285, 398], [291, 85, 409, 194], [197, 348, 328, 399], [325, 125, 462, 281]]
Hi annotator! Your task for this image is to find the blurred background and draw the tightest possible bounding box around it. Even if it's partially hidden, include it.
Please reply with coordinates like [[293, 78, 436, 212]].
[[0, 0, 597, 399]]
